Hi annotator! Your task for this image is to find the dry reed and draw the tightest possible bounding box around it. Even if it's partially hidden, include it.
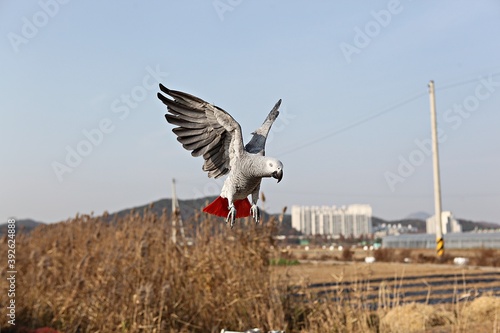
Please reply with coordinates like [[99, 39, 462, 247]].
[[1, 208, 499, 333], [0, 209, 285, 332]]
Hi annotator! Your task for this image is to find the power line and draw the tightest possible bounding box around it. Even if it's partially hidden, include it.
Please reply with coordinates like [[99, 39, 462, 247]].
[[279, 71, 500, 157], [279, 91, 426, 156], [437, 71, 500, 91], [270, 189, 500, 198]]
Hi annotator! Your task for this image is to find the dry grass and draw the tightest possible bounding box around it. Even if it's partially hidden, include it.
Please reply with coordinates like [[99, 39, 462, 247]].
[[456, 296, 500, 332], [1, 209, 286, 332], [474, 248, 500, 267], [380, 303, 454, 333], [379, 296, 500, 333], [0, 208, 380, 333], [2, 209, 500, 333]]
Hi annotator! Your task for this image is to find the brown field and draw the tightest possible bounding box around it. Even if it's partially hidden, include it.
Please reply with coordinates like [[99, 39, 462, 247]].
[[2, 210, 500, 333], [273, 260, 500, 284]]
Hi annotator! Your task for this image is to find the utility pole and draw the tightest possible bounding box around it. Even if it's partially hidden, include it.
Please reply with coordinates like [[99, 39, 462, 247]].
[[171, 179, 178, 244], [428, 81, 444, 257], [171, 178, 185, 244]]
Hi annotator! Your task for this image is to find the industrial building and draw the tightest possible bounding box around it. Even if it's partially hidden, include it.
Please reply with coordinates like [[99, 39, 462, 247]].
[[426, 211, 462, 234], [382, 231, 500, 249], [291, 204, 372, 237]]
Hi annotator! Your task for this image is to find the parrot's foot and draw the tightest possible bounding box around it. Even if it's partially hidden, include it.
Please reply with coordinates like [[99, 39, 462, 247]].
[[226, 205, 237, 228], [250, 204, 260, 225]]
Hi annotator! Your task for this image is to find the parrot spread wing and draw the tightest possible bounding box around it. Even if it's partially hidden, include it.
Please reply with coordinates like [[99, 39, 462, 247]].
[[157, 84, 244, 178], [244, 99, 281, 155]]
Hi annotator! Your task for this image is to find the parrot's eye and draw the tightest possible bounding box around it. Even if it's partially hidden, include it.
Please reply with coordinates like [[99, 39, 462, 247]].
[[269, 162, 274, 167]]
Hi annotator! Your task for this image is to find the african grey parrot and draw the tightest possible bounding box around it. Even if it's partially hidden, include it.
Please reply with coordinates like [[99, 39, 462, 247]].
[[157, 84, 283, 228]]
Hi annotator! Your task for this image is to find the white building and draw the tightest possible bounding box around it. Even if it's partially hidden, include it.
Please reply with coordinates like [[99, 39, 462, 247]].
[[291, 204, 372, 237], [426, 211, 462, 234]]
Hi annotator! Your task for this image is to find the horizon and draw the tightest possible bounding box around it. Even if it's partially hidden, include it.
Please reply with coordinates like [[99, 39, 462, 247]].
[[8, 194, 499, 225], [2, 2, 499, 224]]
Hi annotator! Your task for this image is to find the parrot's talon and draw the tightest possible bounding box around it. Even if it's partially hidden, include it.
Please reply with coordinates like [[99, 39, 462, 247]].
[[227, 205, 236, 228], [250, 204, 260, 225]]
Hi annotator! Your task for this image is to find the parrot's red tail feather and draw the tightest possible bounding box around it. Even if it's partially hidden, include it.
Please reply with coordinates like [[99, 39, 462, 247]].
[[203, 196, 252, 218], [203, 196, 228, 217], [234, 198, 252, 218]]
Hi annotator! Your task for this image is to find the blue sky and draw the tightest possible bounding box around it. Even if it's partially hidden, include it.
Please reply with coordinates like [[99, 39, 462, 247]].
[[1, 1, 500, 223]]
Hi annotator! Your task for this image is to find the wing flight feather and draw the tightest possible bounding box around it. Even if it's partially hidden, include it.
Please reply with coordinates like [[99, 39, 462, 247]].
[[245, 99, 281, 155], [158, 84, 244, 178]]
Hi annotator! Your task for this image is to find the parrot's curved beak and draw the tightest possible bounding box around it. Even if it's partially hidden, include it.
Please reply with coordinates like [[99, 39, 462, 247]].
[[272, 169, 283, 183]]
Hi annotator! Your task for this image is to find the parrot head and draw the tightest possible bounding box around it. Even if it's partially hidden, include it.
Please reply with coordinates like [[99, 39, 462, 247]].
[[266, 158, 283, 183]]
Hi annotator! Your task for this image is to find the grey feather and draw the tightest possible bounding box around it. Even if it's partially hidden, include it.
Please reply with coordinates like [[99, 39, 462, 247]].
[[165, 115, 205, 129], [158, 84, 244, 177], [173, 127, 208, 138], [245, 99, 281, 155]]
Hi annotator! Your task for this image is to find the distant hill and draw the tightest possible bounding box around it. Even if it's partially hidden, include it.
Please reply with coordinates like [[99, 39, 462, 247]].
[[109, 196, 216, 221], [0, 218, 45, 234], [457, 218, 499, 232], [3, 199, 497, 236], [372, 216, 499, 233], [405, 211, 432, 220], [105, 196, 298, 235], [372, 216, 426, 232], [108, 199, 498, 235]]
